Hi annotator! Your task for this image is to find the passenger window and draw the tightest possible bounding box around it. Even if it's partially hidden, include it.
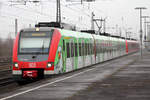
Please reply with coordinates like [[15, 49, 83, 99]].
[[67, 43, 70, 58], [75, 43, 78, 57], [79, 43, 82, 56], [71, 42, 74, 57], [82, 42, 84, 56]]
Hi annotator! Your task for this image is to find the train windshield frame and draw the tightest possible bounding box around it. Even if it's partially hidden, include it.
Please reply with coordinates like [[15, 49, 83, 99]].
[[18, 30, 53, 54]]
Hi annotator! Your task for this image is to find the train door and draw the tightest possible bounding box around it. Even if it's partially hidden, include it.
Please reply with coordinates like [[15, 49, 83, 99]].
[[99, 39, 103, 62], [106, 37, 110, 60], [70, 40, 75, 71], [112, 39, 114, 58], [103, 39, 105, 61], [66, 40, 74, 72], [99, 40, 101, 62], [108, 39, 110, 59], [89, 40, 93, 65], [113, 39, 116, 58], [94, 39, 97, 64], [82, 40, 85, 67], [74, 39, 78, 70], [115, 40, 117, 57], [84, 40, 89, 66], [78, 39, 82, 69], [86, 40, 91, 66], [103, 39, 106, 61], [91, 40, 95, 64], [61, 40, 66, 73], [55, 39, 66, 74], [118, 40, 120, 56], [109, 39, 112, 59], [97, 40, 100, 63], [109, 39, 112, 60]]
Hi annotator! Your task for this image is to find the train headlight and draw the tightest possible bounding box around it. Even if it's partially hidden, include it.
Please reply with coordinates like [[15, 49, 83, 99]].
[[14, 63, 19, 68], [48, 63, 51, 67], [47, 62, 54, 68]]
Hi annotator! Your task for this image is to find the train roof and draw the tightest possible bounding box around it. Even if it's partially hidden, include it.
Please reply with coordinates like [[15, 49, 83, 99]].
[[59, 29, 93, 39], [20, 27, 138, 42], [20, 27, 53, 32], [59, 29, 126, 41]]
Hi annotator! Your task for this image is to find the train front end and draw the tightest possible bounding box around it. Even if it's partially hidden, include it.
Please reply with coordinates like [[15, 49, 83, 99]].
[[12, 28, 61, 81]]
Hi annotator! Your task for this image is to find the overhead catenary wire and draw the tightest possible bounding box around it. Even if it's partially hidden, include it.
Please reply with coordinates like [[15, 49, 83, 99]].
[[0, 2, 56, 28], [2, 2, 54, 19], [2, 1, 91, 27]]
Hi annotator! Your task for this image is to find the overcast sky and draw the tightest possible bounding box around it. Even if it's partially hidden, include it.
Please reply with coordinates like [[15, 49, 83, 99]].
[[0, 0, 150, 39]]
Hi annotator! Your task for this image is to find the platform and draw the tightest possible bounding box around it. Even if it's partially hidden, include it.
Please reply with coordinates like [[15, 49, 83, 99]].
[[0, 50, 150, 100], [69, 50, 150, 100]]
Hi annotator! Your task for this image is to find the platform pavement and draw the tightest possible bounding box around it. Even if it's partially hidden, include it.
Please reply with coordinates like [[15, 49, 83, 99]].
[[0, 51, 144, 100], [68, 50, 150, 100]]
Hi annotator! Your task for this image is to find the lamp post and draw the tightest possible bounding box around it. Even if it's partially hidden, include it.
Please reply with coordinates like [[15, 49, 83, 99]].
[[147, 24, 150, 41], [91, 12, 95, 30], [144, 22, 150, 49], [135, 7, 147, 58], [56, 0, 61, 24], [142, 16, 150, 41], [144, 21, 150, 41]]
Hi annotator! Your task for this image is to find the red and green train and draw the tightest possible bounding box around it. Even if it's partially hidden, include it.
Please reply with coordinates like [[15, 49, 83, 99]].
[[12, 27, 139, 81]]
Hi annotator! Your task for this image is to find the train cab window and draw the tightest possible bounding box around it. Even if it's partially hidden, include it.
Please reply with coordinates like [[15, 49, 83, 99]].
[[19, 31, 53, 54]]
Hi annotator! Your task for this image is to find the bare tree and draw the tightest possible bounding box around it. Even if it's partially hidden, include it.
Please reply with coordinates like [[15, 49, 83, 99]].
[[0, 33, 14, 57]]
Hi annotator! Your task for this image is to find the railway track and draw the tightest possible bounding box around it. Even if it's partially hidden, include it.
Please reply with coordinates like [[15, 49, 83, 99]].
[[0, 69, 14, 87], [0, 64, 11, 70], [0, 76, 14, 87], [0, 58, 13, 87], [0, 62, 11, 66], [0, 57, 12, 66], [0, 69, 11, 75], [0, 57, 12, 70]]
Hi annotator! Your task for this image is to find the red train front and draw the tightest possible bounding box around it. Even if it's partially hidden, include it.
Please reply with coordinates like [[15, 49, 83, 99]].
[[12, 27, 61, 82]]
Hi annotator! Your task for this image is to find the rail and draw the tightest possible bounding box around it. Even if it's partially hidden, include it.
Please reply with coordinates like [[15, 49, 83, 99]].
[[0, 58, 14, 87], [0, 57, 12, 63], [0, 77, 14, 86]]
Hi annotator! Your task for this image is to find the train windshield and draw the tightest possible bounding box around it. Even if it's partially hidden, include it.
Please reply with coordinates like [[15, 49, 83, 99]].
[[19, 31, 53, 54]]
